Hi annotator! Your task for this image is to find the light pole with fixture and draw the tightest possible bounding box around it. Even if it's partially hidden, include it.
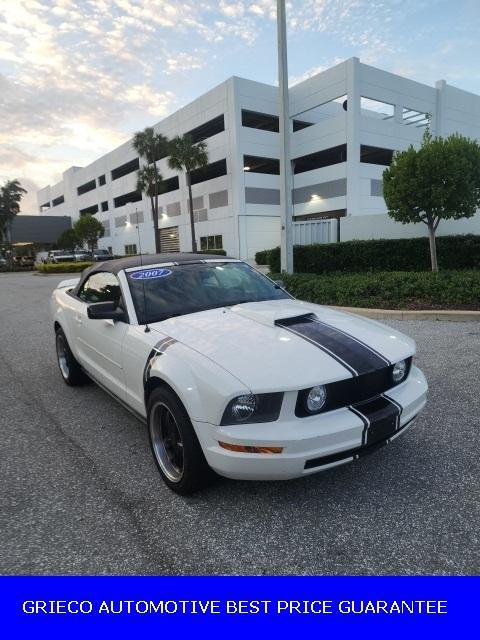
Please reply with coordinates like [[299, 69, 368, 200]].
[[277, 0, 293, 273]]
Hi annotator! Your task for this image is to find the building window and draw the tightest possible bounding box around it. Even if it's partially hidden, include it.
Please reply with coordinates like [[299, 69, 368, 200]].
[[101, 201, 109, 212], [163, 176, 180, 193], [107, 246, 112, 254], [186, 115, 225, 143], [79, 204, 99, 216], [200, 235, 223, 251], [113, 190, 142, 208], [360, 145, 394, 166], [115, 215, 127, 228], [111, 158, 140, 181], [52, 195, 64, 206], [98, 175, 106, 186], [102, 220, 111, 236], [40, 201, 51, 210], [77, 179, 96, 196], [243, 155, 279, 175], [124, 244, 137, 255], [292, 119, 314, 132], [242, 109, 279, 132], [292, 178, 347, 204], [293, 144, 347, 174], [166, 202, 181, 217], [190, 159, 227, 186], [129, 210, 144, 224], [209, 190, 228, 209], [193, 209, 208, 222]]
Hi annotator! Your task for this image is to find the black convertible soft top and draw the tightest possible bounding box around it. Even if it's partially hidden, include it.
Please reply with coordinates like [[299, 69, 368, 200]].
[[72, 253, 233, 295]]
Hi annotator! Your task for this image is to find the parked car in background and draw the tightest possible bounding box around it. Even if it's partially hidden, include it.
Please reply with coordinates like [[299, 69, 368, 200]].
[[18, 255, 35, 268], [74, 250, 91, 262], [46, 250, 76, 264], [0, 256, 7, 268], [91, 249, 114, 262]]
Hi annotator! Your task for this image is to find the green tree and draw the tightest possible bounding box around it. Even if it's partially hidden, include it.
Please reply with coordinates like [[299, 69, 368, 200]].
[[57, 228, 80, 251], [132, 127, 169, 253], [136, 164, 165, 247], [168, 135, 208, 253], [383, 130, 480, 271], [74, 215, 104, 252], [0, 179, 27, 244]]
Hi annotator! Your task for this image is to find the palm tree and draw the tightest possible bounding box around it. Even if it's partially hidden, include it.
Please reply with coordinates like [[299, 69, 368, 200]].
[[132, 127, 169, 253], [168, 135, 208, 253], [136, 164, 165, 249], [0, 179, 27, 245]]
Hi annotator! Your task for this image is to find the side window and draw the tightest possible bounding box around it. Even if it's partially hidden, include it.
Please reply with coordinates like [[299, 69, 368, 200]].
[[78, 272, 122, 304]]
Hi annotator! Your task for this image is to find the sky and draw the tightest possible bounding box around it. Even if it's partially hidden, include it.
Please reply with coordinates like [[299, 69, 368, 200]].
[[1, 0, 479, 212]]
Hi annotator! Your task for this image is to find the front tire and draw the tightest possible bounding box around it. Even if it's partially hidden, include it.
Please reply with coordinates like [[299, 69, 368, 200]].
[[147, 386, 214, 495], [55, 327, 88, 386]]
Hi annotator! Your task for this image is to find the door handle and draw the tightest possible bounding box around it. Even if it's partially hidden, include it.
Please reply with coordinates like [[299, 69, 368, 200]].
[[75, 315, 83, 325]]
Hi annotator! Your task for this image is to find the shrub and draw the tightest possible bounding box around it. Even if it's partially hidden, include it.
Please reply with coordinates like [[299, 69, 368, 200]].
[[36, 262, 93, 273], [261, 235, 480, 273], [198, 249, 227, 256], [274, 270, 480, 310], [255, 249, 272, 265]]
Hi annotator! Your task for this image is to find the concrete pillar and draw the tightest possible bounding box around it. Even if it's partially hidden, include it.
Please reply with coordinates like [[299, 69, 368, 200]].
[[346, 57, 361, 216], [435, 80, 446, 138]]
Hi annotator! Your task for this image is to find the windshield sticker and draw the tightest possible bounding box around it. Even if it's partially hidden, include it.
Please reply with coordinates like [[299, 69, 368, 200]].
[[130, 268, 172, 280]]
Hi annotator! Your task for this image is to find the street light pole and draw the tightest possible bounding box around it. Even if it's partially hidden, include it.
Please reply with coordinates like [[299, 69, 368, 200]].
[[277, 0, 293, 273]]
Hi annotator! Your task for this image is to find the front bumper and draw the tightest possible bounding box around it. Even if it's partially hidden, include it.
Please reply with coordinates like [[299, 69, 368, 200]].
[[193, 365, 428, 480]]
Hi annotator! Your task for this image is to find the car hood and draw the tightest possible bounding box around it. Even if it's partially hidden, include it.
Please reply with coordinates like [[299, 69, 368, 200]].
[[150, 299, 415, 391]]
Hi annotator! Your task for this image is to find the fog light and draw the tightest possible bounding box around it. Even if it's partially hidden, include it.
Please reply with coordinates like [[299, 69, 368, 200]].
[[231, 394, 256, 421], [306, 385, 327, 412], [392, 359, 407, 384]]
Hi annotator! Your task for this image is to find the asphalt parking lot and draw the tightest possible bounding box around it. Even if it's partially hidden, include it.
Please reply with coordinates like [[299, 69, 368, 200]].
[[1, 271, 479, 575]]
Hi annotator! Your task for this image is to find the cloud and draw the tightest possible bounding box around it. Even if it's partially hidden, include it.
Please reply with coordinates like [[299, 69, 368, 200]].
[[1, 0, 479, 202]]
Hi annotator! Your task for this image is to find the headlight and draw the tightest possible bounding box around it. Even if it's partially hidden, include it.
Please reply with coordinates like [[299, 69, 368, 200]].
[[392, 359, 408, 384], [231, 394, 256, 421], [221, 393, 283, 425], [306, 385, 327, 413]]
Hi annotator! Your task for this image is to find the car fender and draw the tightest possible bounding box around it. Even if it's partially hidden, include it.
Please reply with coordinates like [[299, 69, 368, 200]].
[[146, 341, 250, 425]]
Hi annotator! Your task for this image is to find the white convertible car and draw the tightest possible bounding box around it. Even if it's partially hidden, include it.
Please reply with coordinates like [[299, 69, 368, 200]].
[[51, 254, 428, 494]]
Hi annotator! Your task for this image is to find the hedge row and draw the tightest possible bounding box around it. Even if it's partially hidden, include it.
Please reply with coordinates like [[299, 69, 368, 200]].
[[256, 235, 480, 273], [276, 270, 480, 310], [199, 249, 227, 256], [36, 262, 93, 273]]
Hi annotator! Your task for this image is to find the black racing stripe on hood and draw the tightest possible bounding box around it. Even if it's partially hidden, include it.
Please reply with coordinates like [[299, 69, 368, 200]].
[[276, 314, 389, 376]]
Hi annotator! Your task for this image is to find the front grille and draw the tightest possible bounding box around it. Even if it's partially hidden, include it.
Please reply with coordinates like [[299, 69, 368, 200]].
[[295, 357, 412, 417]]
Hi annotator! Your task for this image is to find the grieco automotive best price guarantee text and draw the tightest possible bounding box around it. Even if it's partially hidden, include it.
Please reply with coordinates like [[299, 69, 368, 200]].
[[22, 599, 448, 615]]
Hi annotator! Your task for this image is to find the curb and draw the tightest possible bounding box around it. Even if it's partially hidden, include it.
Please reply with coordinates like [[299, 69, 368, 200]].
[[329, 306, 480, 322]]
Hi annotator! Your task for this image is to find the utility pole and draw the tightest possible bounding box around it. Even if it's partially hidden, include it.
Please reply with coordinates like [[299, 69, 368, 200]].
[[277, 0, 293, 273]]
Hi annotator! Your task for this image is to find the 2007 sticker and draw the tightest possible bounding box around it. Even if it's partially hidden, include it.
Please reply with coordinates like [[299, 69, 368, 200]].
[[130, 268, 172, 280]]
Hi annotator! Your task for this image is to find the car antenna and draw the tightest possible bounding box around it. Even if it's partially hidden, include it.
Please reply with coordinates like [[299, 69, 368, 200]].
[[131, 203, 150, 333]]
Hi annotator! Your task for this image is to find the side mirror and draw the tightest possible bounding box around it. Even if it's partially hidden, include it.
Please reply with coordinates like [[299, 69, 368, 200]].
[[87, 301, 126, 322]]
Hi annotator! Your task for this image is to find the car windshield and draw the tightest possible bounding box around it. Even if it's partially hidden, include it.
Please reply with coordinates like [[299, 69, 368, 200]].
[[127, 261, 291, 324]]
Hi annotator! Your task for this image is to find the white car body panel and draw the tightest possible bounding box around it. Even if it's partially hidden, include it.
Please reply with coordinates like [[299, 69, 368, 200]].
[[51, 258, 428, 482]]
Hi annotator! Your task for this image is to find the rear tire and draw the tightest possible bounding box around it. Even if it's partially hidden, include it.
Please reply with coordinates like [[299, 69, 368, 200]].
[[147, 386, 214, 495], [55, 327, 88, 386]]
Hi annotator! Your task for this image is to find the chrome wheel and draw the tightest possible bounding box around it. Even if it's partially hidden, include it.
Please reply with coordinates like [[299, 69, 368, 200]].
[[150, 402, 184, 482], [56, 332, 69, 379]]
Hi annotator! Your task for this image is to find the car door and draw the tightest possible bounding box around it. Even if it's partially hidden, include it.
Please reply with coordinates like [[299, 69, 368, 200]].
[[75, 271, 128, 400]]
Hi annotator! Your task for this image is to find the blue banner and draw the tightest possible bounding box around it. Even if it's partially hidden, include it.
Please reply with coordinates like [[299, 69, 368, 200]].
[[0, 577, 477, 638]]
